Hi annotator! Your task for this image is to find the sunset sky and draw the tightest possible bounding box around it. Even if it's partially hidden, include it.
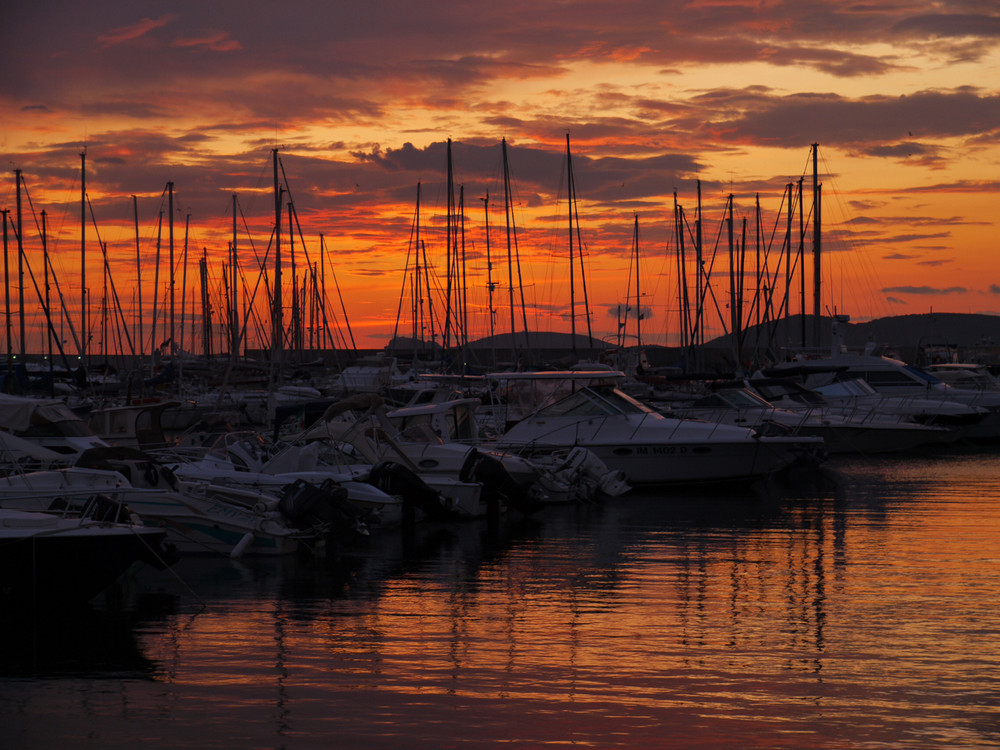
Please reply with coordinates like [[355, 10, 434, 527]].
[[2, 1, 999, 356]]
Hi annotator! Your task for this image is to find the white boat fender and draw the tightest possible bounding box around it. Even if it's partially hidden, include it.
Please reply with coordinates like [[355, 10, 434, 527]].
[[231, 532, 255, 559]]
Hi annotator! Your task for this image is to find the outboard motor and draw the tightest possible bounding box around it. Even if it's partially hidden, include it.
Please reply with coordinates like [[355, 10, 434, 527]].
[[279, 478, 364, 535], [460, 449, 542, 516], [368, 461, 460, 522]]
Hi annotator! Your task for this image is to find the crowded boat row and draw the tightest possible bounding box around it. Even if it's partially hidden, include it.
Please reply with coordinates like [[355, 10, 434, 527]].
[[4, 334, 1000, 608]]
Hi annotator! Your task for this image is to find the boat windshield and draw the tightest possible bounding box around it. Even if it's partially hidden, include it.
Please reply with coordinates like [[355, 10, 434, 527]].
[[927, 366, 1000, 389], [903, 364, 942, 385], [816, 378, 877, 396], [535, 387, 652, 418], [753, 382, 826, 406], [716, 389, 772, 408]]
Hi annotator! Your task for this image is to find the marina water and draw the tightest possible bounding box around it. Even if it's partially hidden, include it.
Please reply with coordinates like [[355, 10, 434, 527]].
[[4, 449, 1000, 748]]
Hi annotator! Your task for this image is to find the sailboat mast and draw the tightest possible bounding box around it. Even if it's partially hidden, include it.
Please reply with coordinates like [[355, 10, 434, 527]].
[[80, 151, 87, 363], [674, 193, 688, 351], [502, 138, 515, 363], [133, 195, 142, 360], [320, 234, 327, 354], [271, 148, 283, 383], [567, 134, 576, 348], [168, 181, 175, 357], [232, 193, 239, 362], [728, 195, 737, 344], [444, 139, 454, 354], [201, 250, 211, 359], [459, 185, 468, 361], [15, 169, 24, 358], [2, 210, 9, 376], [633, 213, 641, 348], [289, 199, 298, 361], [179, 212, 190, 385], [422, 240, 435, 349], [43, 210, 52, 385], [798, 177, 805, 347], [784, 182, 792, 325], [180, 213, 189, 354], [415, 183, 422, 354], [811, 143, 822, 346], [150, 211, 161, 372], [481, 193, 495, 365]]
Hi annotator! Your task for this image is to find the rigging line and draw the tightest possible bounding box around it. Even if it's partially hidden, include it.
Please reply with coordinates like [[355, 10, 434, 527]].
[[743, 195, 787, 334], [238, 226, 276, 354], [286, 199, 356, 351], [761, 187, 791, 323], [688, 202, 730, 349], [392, 197, 421, 345], [11, 222, 75, 373], [89, 196, 136, 359], [568, 142, 593, 348], [98, 234, 137, 360], [15, 180, 83, 359]]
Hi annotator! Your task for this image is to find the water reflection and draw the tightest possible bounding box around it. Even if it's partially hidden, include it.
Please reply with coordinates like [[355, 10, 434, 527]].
[[0, 604, 158, 679], [5, 454, 1000, 748]]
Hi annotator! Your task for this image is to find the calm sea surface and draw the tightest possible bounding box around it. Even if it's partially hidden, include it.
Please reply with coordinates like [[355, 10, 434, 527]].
[[4, 449, 1000, 749]]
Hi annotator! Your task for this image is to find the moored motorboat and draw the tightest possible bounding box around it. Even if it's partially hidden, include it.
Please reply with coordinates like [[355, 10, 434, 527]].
[[488, 371, 823, 486], [0, 505, 173, 609]]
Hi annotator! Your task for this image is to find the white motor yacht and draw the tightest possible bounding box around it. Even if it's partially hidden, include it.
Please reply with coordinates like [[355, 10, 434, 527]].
[[489, 371, 823, 485]]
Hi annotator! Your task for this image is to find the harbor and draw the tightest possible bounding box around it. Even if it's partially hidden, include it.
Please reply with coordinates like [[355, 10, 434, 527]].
[[6, 3, 1000, 746], [3, 141, 1000, 745]]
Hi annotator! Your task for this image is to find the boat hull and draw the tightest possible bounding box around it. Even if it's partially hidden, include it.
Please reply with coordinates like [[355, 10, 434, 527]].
[[0, 514, 169, 608]]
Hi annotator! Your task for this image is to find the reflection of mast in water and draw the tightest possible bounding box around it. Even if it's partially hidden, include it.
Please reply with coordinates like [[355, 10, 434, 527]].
[[671, 496, 841, 676], [273, 599, 291, 739]]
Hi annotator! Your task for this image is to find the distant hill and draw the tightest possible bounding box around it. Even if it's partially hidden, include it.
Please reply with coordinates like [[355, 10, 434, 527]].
[[839, 313, 1000, 349], [705, 313, 998, 348], [705, 312, 1000, 364], [467, 331, 610, 351], [384, 330, 608, 355], [377, 313, 1000, 369]]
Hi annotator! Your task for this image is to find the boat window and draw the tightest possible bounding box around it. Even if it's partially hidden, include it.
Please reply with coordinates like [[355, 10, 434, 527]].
[[720, 389, 771, 408], [535, 387, 650, 418], [23, 415, 93, 438], [754, 383, 823, 405], [399, 423, 444, 443], [691, 394, 730, 409], [22, 404, 95, 438], [536, 389, 620, 417], [903, 365, 942, 384], [931, 368, 999, 388], [602, 388, 654, 414], [858, 369, 920, 387], [752, 383, 785, 399], [395, 414, 435, 435]]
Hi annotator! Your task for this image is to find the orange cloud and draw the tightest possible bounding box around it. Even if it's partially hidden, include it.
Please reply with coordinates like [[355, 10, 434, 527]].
[[96, 15, 175, 48], [171, 32, 242, 52]]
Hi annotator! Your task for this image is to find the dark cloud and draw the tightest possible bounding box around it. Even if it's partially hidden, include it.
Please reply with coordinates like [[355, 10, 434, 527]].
[[882, 285, 967, 294], [893, 14, 1000, 39], [694, 89, 1000, 149], [605, 304, 653, 322]]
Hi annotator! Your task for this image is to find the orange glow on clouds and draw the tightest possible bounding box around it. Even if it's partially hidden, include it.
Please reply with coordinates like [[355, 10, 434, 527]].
[[1, 1, 999, 354]]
